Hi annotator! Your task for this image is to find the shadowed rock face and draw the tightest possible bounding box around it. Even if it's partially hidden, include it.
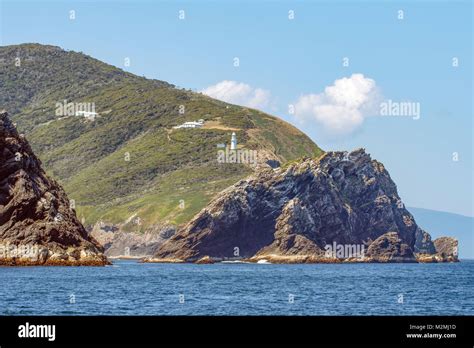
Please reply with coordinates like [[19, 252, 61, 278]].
[[152, 149, 458, 263], [0, 111, 108, 265]]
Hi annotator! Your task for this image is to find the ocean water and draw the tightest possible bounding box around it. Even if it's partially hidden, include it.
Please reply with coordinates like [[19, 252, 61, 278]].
[[0, 260, 473, 315]]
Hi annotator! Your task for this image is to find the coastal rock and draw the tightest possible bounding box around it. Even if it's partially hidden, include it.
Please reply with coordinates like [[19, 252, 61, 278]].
[[433, 237, 459, 261], [414, 228, 436, 254], [195, 256, 214, 264], [0, 111, 108, 265], [366, 232, 416, 262], [415, 237, 459, 262], [152, 149, 458, 263]]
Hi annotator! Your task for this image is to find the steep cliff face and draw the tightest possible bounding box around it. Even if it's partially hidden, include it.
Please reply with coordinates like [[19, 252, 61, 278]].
[[0, 111, 108, 265], [151, 149, 458, 263]]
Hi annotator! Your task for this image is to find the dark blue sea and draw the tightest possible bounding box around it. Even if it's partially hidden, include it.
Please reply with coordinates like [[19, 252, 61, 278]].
[[1, 260, 473, 315]]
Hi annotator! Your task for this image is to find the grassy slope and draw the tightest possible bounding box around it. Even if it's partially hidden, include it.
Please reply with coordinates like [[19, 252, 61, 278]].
[[0, 43, 323, 230]]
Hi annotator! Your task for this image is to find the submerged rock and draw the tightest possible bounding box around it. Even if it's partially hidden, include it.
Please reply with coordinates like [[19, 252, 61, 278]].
[[0, 111, 108, 266], [151, 148, 458, 264]]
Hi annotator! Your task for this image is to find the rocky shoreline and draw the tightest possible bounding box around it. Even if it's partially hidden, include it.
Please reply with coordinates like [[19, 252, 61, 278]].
[[0, 109, 459, 266], [144, 253, 458, 265], [145, 231, 460, 265]]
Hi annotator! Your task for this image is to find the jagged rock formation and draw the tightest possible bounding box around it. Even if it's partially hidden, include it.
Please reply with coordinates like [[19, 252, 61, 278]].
[[366, 232, 415, 262], [0, 111, 108, 265], [416, 237, 459, 263], [149, 149, 458, 263]]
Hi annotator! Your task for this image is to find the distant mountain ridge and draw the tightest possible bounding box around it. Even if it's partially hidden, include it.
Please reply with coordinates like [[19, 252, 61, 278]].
[[0, 43, 323, 256]]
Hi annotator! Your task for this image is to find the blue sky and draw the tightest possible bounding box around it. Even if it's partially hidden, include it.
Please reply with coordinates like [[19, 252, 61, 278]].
[[1, 0, 472, 216]]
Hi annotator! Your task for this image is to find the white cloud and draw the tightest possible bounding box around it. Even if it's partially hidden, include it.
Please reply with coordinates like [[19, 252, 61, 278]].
[[201, 80, 271, 110], [294, 74, 381, 135]]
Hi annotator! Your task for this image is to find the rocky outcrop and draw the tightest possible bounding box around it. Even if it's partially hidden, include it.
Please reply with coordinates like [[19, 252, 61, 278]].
[[433, 237, 458, 258], [0, 111, 108, 265], [415, 237, 459, 262], [414, 228, 436, 254], [366, 232, 415, 262], [149, 149, 458, 263], [195, 255, 214, 264]]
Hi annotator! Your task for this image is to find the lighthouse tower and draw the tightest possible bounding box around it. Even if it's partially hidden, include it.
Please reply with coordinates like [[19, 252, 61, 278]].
[[230, 132, 237, 150]]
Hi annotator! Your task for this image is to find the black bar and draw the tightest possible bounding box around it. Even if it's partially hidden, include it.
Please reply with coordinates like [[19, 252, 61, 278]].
[[0, 316, 472, 347]]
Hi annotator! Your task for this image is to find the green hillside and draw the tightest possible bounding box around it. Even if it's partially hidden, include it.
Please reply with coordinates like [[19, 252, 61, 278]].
[[0, 43, 323, 230]]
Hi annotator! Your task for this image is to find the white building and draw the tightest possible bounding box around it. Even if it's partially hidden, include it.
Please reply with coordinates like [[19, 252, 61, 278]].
[[173, 120, 204, 129]]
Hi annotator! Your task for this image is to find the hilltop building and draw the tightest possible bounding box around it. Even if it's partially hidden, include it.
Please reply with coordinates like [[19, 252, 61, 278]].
[[173, 119, 204, 129]]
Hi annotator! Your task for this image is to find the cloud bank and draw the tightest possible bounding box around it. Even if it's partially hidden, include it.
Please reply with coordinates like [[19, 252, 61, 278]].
[[294, 74, 380, 135]]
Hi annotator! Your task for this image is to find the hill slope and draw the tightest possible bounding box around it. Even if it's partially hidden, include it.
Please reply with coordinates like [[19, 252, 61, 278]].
[[0, 43, 323, 255]]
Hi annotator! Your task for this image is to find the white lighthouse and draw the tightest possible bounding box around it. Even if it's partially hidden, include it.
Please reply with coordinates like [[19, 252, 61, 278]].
[[230, 132, 237, 150]]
